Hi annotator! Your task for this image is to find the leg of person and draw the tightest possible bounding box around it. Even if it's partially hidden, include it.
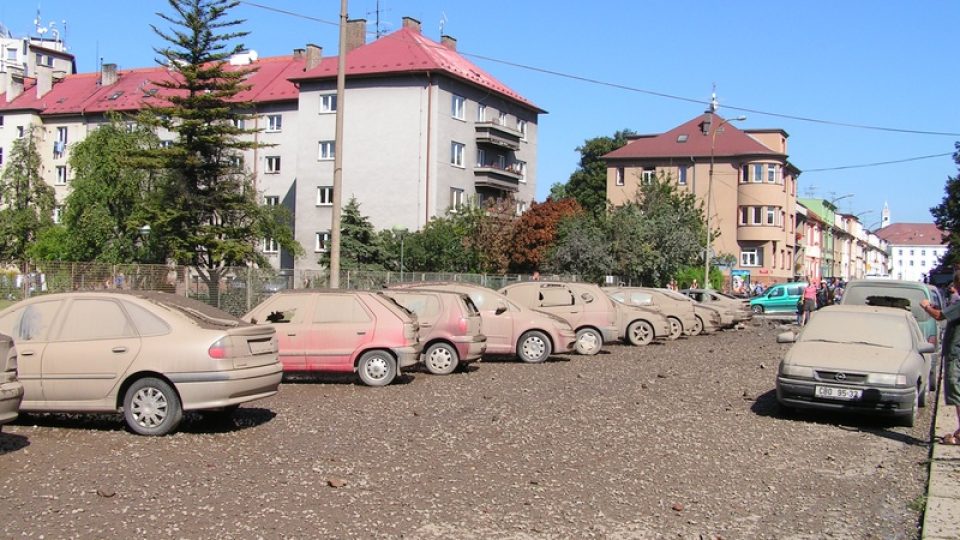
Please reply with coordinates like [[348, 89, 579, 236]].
[[943, 357, 960, 442]]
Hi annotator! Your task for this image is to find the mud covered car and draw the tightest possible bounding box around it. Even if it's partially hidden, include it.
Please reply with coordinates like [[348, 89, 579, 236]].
[[0, 333, 22, 431], [0, 292, 282, 436]]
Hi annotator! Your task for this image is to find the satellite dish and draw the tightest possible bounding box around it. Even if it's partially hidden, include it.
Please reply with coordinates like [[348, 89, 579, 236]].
[[248, 50, 258, 62]]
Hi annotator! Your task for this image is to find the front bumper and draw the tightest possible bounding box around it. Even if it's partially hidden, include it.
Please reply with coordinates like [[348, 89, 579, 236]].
[[553, 329, 578, 353], [776, 377, 915, 416], [393, 346, 422, 369], [601, 326, 619, 343], [0, 380, 24, 425], [170, 362, 283, 411], [452, 335, 487, 362]]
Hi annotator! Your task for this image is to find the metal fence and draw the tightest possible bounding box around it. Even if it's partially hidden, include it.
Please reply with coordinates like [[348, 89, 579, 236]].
[[0, 261, 577, 316]]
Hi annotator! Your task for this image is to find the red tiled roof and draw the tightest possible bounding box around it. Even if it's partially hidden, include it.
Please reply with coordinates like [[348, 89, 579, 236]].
[[291, 27, 543, 112], [0, 55, 305, 115], [603, 114, 782, 160], [875, 223, 946, 246]]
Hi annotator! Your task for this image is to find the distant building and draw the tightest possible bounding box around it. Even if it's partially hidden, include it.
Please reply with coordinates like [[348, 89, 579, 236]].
[[0, 17, 542, 272], [876, 223, 946, 282], [603, 112, 800, 285], [0, 20, 76, 95]]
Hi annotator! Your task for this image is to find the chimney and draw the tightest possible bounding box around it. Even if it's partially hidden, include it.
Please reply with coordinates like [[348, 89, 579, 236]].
[[36, 69, 52, 98], [402, 16, 421, 33], [441, 35, 457, 51], [346, 19, 366, 53], [101, 63, 118, 86], [6, 73, 23, 103], [305, 44, 322, 71], [293, 48, 305, 59]]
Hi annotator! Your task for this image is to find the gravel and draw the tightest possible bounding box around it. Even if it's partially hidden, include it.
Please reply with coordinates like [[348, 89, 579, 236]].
[[0, 319, 932, 538]]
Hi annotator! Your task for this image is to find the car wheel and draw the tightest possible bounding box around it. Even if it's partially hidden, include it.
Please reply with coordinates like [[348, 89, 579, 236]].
[[517, 331, 551, 363], [424, 342, 459, 375], [667, 317, 683, 340], [357, 350, 397, 387], [626, 320, 654, 346], [123, 377, 183, 436], [688, 316, 704, 336], [575, 328, 602, 355], [918, 381, 928, 408], [751, 305, 764, 314]]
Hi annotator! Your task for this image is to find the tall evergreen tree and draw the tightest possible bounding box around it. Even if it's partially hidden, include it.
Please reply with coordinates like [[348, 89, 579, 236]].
[[561, 129, 635, 215], [0, 127, 55, 262], [320, 197, 386, 271], [931, 142, 960, 268], [143, 0, 298, 302]]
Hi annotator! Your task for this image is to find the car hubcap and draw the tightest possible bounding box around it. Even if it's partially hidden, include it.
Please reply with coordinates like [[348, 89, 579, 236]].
[[428, 348, 453, 371], [578, 332, 599, 353], [364, 356, 389, 380], [670, 320, 681, 338], [522, 337, 545, 359], [131, 387, 168, 428], [633, 325, 651, 344]]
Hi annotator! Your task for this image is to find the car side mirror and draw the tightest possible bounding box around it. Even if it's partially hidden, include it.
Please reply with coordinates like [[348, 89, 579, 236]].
[[495, 302, 508, 315], [918, 343, 936, 354], [776, 331, 796, 344]]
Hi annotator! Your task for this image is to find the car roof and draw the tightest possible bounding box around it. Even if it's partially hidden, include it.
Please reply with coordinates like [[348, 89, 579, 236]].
[[817, 304, 912, 318], [846, 279, 937, 291]]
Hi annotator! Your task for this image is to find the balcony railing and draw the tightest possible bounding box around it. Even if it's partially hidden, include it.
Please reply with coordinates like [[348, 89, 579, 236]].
[[475, 122, 522, 151], [474, 164, 522, 192]]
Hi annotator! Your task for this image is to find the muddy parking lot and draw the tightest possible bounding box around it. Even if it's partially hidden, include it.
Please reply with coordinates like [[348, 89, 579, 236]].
[[0, 321, 933, 539]]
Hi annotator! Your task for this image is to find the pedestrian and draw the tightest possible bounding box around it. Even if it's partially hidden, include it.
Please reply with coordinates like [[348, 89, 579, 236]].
[[801, 280, 817, 325], [691, 278, 699, 289], [948, 283, 960, 306], [920, 269, 960, 444]]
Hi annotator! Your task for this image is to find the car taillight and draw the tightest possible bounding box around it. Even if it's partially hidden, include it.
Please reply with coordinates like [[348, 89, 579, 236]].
[[457, 317, 469, 334], [208, 337, 231, 359]]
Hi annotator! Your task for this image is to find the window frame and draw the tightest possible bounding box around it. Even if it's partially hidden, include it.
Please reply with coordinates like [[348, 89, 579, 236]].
[[265, 155, 281, 174], [266, 114, 283, 132], [315, 231, 331, 253], [450, 187, 465, 212], [55, 165, 68, 186], [316, 186, 334, 206], [319, 94, 337, 113], [451, 94, 466, 120], [318, 140, 336, 160], [450, 141, 465, 167], [740, 248, 762, 267]]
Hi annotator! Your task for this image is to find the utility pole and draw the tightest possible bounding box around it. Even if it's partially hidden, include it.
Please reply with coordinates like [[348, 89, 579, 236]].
[[329, 0, 348, 288]]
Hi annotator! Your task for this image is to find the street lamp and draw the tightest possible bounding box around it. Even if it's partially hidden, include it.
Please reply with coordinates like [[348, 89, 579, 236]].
[[704, 114, 746, 290]]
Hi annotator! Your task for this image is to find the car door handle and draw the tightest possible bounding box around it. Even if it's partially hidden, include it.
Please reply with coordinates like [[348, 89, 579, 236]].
[[19, 350, 34, 357], [112, 346, 128, 353], [420, 323, 432, 328], [357, 331, 367, 335], [286, 333, 297, 337]]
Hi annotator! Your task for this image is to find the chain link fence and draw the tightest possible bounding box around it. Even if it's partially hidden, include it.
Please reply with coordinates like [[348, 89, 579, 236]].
[[0, 261, 579, 316]]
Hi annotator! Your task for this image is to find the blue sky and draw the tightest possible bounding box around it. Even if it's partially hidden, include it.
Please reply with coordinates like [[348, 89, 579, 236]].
[[1, 0, 956, 225]]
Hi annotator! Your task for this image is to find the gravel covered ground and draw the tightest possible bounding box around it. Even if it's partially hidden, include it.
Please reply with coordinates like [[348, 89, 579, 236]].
[[0, 319, 933, 539]]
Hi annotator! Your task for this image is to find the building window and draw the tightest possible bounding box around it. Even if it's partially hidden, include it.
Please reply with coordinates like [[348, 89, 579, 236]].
[[315, 231, 331, 253], [921, 249, 926, 256], [266, 114, 282, 132], [265, 156, 281, 174], [765, 206, 776, 225], [498, 112, 507, 126], [263, 238, 279, 253], [55, 166, 68, 185], [264, 195, 280, 206], [451, 95, 465, 120], [320, 94, 337, 113], [450, 141, 465, 167], [160, 140, 174, 148], [909, 249, 914, 256], [232, 117, 246, 129], [516, 201, 527, 215], [0, 115, 3, 127], [898, 249, 903, 256], [318, 140, 335, 160], [641, 169, 655, 184], [0, 147, 3, 166], [751, 206, 762, 225], [450, 188, 464, 211], [517, 160, 527, 183], [767, 164, 780, 183], [476, 148, 486, 167], [739, 206, 748, 225], [752, 163, 763, 183], [615, 167, 625, 186], [16, 126, 24, 138], [518, 120, 527, 139], [5, 48, 15, 61], [477, 104, 486, 122], [910, 260, 914, 266], [316, 186, 333, 206], [678, 166, 688, 186], [497, 155, 506, 169], [53, 206, 62, 224], [741, 248, 762, 267]]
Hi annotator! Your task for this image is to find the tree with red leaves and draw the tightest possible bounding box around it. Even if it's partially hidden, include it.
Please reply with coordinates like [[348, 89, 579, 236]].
[[509, 198, 583, 273]]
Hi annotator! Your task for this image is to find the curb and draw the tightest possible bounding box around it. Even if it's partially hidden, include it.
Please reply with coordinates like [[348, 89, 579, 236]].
[[923, 386, 960, 539]]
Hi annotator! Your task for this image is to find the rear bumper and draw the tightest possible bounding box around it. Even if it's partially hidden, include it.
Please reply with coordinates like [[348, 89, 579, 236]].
[[553, 329, 578, 353], [452, 335, 487, 362], [170, 362, 283, 411], [0, 380, 23, 425], [776, 377, 915, 416], [392, 346, 422, 369]]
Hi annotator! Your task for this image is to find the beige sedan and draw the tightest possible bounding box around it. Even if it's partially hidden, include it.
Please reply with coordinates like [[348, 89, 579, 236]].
[[776, 305, 934, 427], [0, 291, 282, 436], [0, 333, 23, 431]]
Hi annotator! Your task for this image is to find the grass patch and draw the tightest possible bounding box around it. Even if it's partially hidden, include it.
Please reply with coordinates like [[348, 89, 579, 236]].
[[908, 494, 927, 512]]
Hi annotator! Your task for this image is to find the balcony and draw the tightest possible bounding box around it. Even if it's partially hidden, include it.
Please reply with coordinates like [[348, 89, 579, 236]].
[[737, 224, 788, 243], [475, 122, 522, 151], [474, 164, 522, 192]]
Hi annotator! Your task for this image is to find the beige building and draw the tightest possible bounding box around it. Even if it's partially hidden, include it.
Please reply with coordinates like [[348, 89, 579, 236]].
[[603, 112, 801, 284]]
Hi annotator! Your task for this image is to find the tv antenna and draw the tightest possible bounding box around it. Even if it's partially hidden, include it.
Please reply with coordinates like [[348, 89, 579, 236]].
[[366, 0, 391, 38]]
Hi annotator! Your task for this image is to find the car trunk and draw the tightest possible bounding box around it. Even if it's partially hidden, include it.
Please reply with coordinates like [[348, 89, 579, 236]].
[[222, 325, 279, 369]]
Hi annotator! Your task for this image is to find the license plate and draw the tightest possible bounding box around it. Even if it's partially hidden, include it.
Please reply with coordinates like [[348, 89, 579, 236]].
[[248, 339, 276, 355], [815, 385, 862, 401]]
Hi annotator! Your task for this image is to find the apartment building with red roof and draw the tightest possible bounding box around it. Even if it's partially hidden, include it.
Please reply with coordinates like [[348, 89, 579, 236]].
[[603, 112, 801, 285], [0, 17, 543, 272], [875, 222, 946, 281]]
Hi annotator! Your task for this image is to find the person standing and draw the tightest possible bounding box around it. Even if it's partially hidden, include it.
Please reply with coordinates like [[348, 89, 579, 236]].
[[921, 269, 960, 444], [801, 280, 818, 325]]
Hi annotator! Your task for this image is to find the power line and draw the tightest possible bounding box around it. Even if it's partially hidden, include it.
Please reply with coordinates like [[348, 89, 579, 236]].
[[803, 152, 953, 173], [237, 1, 339, 27]]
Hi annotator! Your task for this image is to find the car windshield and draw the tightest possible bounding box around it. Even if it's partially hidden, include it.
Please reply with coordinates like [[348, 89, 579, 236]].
[[800, 310, 913, 350], [843, 285, 929, 322]]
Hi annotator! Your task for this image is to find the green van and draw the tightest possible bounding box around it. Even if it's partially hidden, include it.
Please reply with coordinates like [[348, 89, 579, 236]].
[[749, 281, 808, 314], [840, 279, 945, 391]]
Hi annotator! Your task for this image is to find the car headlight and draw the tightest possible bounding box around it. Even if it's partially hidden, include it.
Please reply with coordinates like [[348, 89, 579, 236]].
[[866, 373, 907, 386], [779, 363, 814, 379]]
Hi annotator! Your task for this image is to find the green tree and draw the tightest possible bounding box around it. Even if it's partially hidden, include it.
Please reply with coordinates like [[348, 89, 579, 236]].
[[0, 127, 55, 262], [931, 142, 960, 268], [546, 213, 614, 283], [320, 197, 386, 271], [404, 209, 481, 273], [142, 0, 298, 301], [48, 119, 162, 263], [560, 129, 635, 215]]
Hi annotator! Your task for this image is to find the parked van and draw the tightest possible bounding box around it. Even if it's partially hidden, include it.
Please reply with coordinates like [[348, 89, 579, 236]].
[[499, 282, 619, 355], [245, 290, 421, 387], [380, 289, 486, 375], [392, 282, 577, 364], [841, 279, 945, 391], [749, 281, 808, 314]]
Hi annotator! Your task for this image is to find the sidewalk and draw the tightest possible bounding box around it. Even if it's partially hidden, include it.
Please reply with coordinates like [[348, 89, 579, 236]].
[[923, 388, 960, 539]]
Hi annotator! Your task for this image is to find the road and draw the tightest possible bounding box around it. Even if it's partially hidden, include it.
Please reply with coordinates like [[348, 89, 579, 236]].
[[0, 320, 932, 538]]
